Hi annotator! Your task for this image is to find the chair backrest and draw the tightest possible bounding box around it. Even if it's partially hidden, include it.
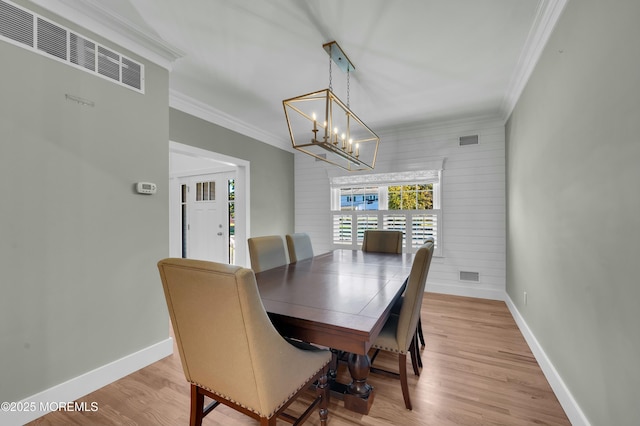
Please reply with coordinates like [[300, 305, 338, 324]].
[[157, 258, 322, 416], [396, 241, 434, 351], [361, 230, 403, 254], [286, 233, 314, 263], [248, 235, 288, 272]]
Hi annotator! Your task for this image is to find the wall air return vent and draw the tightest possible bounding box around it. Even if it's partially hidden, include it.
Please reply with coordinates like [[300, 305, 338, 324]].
[[37, 17, 66, 60], [459, 271, 480, 282], [459, 135, 479, 146], [122, 56, 142, 90], [0, 0, 144, 93], [98, 45, 120, 81], [0, 0, 32, 46], [70, 33, 95, 71]]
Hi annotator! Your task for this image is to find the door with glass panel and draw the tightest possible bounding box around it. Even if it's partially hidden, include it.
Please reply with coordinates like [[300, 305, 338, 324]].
[[179, 173, 234, 263]]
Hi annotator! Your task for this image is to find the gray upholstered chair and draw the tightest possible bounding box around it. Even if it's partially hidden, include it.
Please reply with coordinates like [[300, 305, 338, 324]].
[[286, 233, 314, 263], [361, 229, 403, 254], [370, 241, 434, 410], [157, 258, 331, 426], [392, 237, 435, 350], [248, 235, 288, 272]]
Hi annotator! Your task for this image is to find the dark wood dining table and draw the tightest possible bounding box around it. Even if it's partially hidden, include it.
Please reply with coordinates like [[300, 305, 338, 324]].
[[254, 249, 414, 414]]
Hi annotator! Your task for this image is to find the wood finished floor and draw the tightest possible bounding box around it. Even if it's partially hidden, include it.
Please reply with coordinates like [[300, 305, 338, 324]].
[[28, 293, 570, 426]]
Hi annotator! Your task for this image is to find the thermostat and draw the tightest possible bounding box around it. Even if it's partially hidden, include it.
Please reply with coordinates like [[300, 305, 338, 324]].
[[136, 182, 157, 194]]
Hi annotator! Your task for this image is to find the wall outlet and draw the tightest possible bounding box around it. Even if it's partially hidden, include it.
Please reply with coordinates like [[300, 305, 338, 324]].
[[524, 291, 528, 305]]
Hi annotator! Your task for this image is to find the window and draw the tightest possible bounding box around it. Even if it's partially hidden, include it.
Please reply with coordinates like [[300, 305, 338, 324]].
[[330, 170, 442, 256], [195, 181, 215, 201], [228, 179, 235, 264], [388, 184, 433, 210], [339, 186, 379, 210]]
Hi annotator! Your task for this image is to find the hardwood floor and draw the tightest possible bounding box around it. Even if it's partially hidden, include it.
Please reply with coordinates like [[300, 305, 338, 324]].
[[28, 293, 570, 426]]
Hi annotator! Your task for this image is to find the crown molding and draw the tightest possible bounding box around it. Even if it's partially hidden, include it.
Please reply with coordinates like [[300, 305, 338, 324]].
[[499, 0, 570, 123], [376, 113, 504, 140], [169, 90, 294, 153], [27, 0, 184, 69]]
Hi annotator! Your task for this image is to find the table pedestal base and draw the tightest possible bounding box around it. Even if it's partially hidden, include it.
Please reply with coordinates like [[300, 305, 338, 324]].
[[344, 389, 376, 414], [326, 352, 376, 414]]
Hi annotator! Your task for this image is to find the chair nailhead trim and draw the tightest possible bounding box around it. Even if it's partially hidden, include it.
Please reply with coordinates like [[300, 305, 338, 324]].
[[191, 361, 329, 418]]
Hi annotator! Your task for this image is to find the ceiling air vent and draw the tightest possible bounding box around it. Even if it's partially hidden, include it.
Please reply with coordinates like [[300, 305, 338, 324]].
[[0, 0, 144, 93], [460, 271, 480, 282], [459, 135, 479, 146]]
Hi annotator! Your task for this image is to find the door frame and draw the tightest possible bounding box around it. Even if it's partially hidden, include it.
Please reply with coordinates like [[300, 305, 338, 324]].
[[169, 141, 250, 267]]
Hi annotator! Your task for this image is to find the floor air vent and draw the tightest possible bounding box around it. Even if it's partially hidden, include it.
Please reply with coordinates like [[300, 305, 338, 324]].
[[0, 0, 144, 93], [460, 271, 480, 282]]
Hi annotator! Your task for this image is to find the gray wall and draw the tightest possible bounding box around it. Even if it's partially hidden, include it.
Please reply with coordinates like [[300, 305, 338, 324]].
[[505, 1, 640, 424], [169, 108, 295, 238], [0, 2, 170, 402]]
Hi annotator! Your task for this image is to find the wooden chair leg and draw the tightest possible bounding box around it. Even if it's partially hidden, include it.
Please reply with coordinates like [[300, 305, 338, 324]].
[[418, 317, 425, 348], [317, 367, 330, 426], [398, 354, 412, 410], [190, 384, 204, 426]]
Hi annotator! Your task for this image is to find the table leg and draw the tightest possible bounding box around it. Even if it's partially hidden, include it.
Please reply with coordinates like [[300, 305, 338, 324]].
[[329, 349, 340, 381], [344, 353, 375, 414]]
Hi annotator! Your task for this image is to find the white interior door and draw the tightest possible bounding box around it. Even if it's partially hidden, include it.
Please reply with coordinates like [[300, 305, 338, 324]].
[[169, 141, 250, 266], [182, 173, 232, 263]]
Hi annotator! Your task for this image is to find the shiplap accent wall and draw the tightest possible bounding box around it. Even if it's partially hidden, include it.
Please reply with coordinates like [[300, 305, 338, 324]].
[[294, 118, 506, 300]]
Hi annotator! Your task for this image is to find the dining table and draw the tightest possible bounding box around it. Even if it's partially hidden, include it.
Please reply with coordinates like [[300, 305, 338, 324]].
[[254, 249, 414, 414]]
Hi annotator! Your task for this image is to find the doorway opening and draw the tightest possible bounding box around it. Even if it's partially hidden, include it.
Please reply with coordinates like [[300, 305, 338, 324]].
[[169, 141, 250, 267]]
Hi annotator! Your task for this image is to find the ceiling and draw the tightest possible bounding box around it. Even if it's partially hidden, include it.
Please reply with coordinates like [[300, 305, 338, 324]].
[[35, 0, 565, 152]]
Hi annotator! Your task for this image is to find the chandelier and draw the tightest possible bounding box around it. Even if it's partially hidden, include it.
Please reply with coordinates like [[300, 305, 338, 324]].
[[283, 41, 380, 171]]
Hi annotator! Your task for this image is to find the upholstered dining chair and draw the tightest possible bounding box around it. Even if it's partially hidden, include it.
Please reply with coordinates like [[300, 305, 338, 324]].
[[286, 233, 314, 263], [361, 229, 403, 254], [369, 240, 434, 410], [157, 258, 331, 426], [392, 236, 435, 351], [248, 235, 288, 272]]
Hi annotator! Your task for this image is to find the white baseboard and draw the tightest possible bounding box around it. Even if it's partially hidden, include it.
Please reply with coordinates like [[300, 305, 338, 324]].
[[2, 338, 173, 426], [504, 295, 590, 426], [427, 282, 506, 301]]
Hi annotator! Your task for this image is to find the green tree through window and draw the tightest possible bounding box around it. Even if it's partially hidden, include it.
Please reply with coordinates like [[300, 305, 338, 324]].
[[388, 184, 433, 210]]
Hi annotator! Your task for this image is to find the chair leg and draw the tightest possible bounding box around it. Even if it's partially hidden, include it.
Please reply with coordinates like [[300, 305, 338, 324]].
[[317, 367, 330, 426], [398, 354, 412, 410], [415, 330, 423, 368], [190, 384, 204, 426], [370, 348, 381, 364], [409, 335, 421, 376], [418, 317, 425, 348]]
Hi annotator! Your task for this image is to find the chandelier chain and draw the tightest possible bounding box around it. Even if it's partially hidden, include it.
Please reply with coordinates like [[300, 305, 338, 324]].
[[328, 55, 333, 91], [347, 67, 350, 108]]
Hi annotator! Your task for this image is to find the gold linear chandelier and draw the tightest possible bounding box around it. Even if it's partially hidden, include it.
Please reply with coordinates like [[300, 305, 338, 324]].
[[283, 41, 380, 171]]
